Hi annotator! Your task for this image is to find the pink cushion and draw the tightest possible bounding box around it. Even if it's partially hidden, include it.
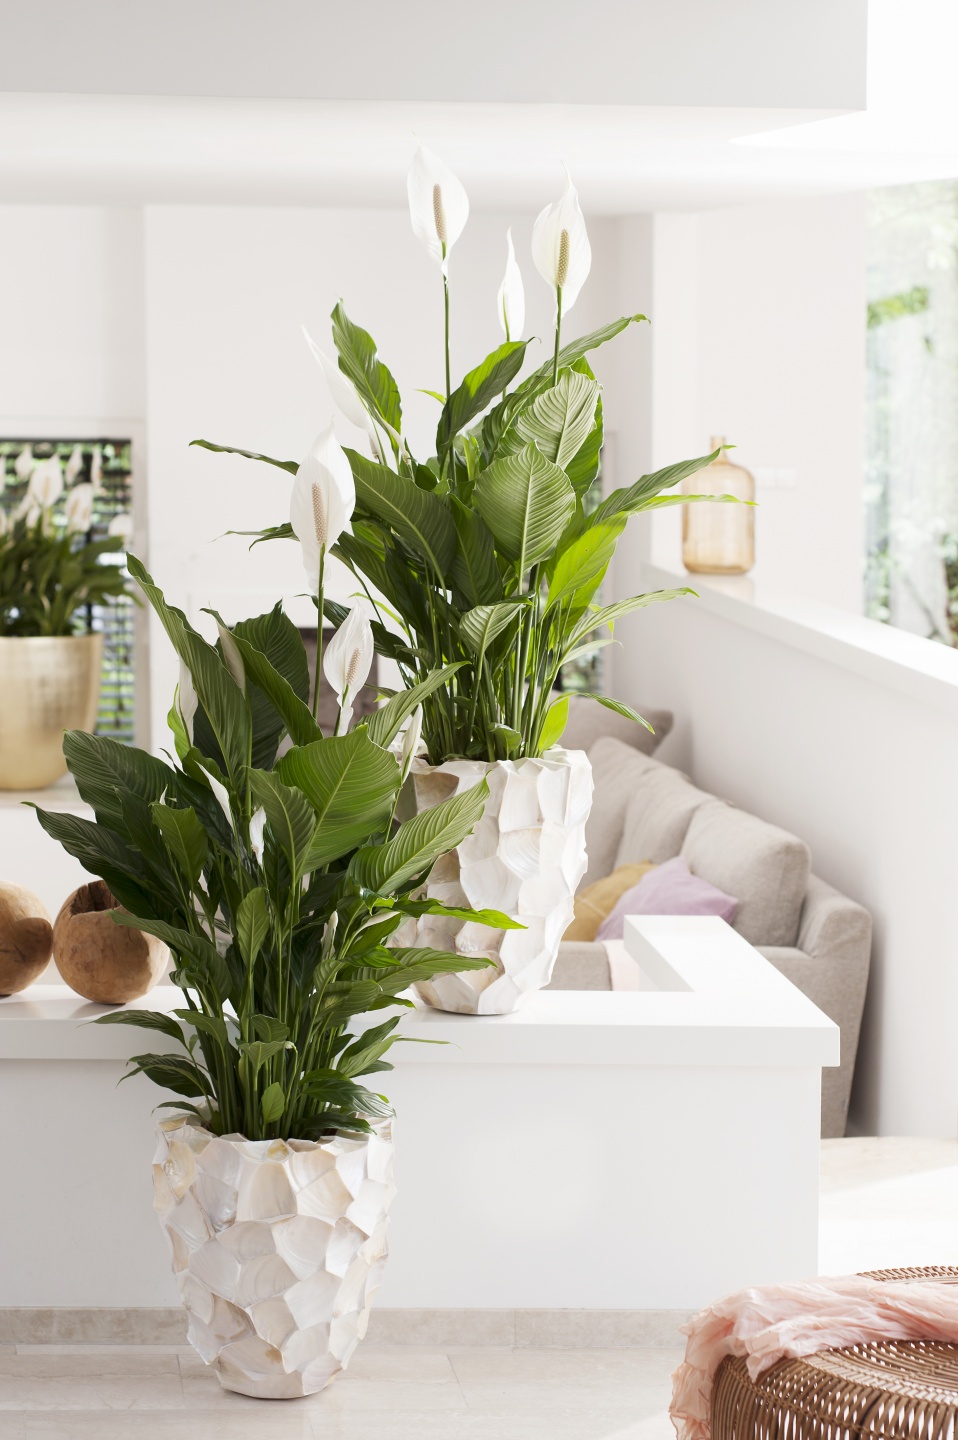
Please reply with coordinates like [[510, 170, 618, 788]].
[[595, 856, 739, 941]]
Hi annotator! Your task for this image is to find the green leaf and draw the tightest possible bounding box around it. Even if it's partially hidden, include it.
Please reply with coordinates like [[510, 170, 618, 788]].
[[29, 807, 157, 917], [62, 732, 173, 833], [395, 898, 524, 929], [473, 443, 575, 575], [493, 724, 522, 757], [124, 1053, 211, 1099], [636, 491, 749, 512], [572, 692, 654, 734], [539, 695, 569, 751], [515, 369, 600, 470], [231, 634, 320, 749], [109, 911, 231, 991], [260, 1082, 286, 1125], [233, 604, 311, 768], [438, 341, 528, 453], [450, 497, 502, 606], [459, 600, 525, 657], [345, 449, 456, 575], [93, 1010, 187, 1047], [365, 665, 467, 749], [563, 358, 604, 495], [571, 588, 695, 644], [276, 727, 400, 869], [546, 519, 626, 612], [151, 804, 208, 889], [247, 770, 318, 883], [350, 777, 489, 892], [236, 888, 269, 967], [238, 1039, 290, 1072], [331, 302, 402, 436], [590, 447, 722, 525], [127, 556, 251, 783], [189, 439, 299, 475], [524, 314, 647, 391], [252, 1015, 290, 1043]]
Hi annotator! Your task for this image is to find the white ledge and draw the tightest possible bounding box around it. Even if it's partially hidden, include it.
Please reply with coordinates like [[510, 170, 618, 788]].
[[643, 560, 958, 720], [0, 917, 838, 1069]]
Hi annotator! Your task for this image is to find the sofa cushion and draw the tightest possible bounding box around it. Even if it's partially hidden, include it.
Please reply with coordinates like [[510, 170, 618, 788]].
[[564, 862, 656, 942], [583, 738, 659, 884], [560, 696, 673, 756], [596, 856, 739, 941], [614, 766, 712, 866], [681, 799, 810, 947]]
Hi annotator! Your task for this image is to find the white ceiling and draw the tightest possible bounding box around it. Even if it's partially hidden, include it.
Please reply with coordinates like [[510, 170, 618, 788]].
[[1, 1, 957, 214]]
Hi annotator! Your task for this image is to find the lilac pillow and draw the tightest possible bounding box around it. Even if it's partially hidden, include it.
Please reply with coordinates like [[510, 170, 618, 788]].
[[595, 856, 739, 941]]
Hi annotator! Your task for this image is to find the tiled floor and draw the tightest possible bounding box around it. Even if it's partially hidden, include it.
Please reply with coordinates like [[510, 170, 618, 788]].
[[0, 1342, 684, 1439], [3, 1137, 957, 1439]]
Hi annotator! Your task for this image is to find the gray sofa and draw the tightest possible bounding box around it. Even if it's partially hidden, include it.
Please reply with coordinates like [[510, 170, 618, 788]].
[[548, 710, 871, 1138]]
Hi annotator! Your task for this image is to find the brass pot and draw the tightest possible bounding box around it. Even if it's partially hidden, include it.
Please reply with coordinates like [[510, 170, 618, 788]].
[[0, 633, 103, 790]]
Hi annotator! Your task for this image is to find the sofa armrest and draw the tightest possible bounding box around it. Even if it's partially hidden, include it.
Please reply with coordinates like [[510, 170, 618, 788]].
[[548, 942, 612, 990], [798, 872, 873, 966]]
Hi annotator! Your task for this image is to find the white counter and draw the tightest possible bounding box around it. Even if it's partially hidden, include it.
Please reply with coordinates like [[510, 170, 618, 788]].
[[0, 916, 837, 1312]]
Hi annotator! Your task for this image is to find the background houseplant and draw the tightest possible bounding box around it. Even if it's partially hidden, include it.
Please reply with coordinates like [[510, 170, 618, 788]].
[[195, 149, 742, 1012], [0, 454, 130, 788], [33, 556, 507, 1398]]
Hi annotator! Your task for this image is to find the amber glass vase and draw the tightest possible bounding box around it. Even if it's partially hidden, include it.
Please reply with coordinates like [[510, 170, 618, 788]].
[[682, 437, 755, 575]]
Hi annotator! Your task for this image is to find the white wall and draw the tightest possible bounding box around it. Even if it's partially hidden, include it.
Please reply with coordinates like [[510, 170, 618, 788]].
[[0, 206, 144, 421], [620, 568, 958, 1137], [616, 196, 867, 616]]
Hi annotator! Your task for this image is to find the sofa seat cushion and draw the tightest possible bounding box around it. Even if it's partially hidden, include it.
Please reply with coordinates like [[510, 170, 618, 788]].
[[681, 799, 810, 947], [560, 696, 673, 756], [615, 765, 712, 867], [583, 738, 659, 885], [564, 862, 656, 942]]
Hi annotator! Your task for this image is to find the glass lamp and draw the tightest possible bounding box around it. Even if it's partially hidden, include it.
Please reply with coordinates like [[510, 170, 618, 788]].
[[681, 436, 755, 575]]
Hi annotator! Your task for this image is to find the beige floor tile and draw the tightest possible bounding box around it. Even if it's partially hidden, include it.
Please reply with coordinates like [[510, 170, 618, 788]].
[[449, 1346, 683, 1385], [180, 1371, 466, 1413], [0, 1375, 184, 1411], [515, 1311, 690, 1348], [176, 1346, 456, 1384], [305, 1412, 649, 1440], [366, 1310, 516, 1346], [0, 1351, 179, 1378], [21, 1415, 315, 1439]]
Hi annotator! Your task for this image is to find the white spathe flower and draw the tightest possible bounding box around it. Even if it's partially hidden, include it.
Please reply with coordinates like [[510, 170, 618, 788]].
[[497, 228, 525, 342], [407, 144, 469, 275], [301, 325, 377, 438], [216, 620, 246, 693], [90, 447, 103, 492], [27, 455, 63, 510], [201, 764, 233, 828], [65, 444, 85, 485], [177, 658, 199, 743], [64, 482, 94, 534], [532, 166, 592, 316], [400, 704, 423, 779], [289, 422, 356, 591], [13, 445, 34, 482], [107, 511, 133, 543], [249, 806, 266, 865], [323, 604, 374, 734]]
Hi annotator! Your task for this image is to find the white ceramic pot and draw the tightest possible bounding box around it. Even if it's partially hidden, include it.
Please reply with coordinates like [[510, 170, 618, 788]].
[[400, 747, 593, 1014], [153, 1117, 395, 1399]]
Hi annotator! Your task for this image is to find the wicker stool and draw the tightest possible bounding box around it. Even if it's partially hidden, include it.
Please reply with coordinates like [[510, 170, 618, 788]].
[[712, 1267, 958, 1440]]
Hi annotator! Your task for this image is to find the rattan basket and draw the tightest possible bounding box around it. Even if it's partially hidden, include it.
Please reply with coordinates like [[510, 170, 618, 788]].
[[712, 1267, 958, 1440]]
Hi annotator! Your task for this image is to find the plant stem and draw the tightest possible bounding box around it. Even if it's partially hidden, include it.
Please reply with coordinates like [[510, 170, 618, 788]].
[[312, 549, 326, 722], [443, 247, 451, 403], [552, 290, 563, 385]]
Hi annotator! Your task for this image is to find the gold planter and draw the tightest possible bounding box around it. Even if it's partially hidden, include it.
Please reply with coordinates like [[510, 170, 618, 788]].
[[0, 634, 103, 790]]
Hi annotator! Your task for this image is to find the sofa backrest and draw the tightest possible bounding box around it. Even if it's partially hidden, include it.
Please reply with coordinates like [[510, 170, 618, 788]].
[[560, 696, 674, 757], [587, 736, 812, 949]]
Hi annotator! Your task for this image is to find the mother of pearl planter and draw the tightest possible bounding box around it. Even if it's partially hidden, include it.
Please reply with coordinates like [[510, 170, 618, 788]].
[[54, 880, 169, 1003], [399, 747, 593, 1014], [154, 1117, 395, 1399]]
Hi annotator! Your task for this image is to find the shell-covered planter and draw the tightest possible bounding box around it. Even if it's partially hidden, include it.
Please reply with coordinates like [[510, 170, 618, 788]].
[[153, 1117, 395, 1399], [400, 747, 593, 1014]]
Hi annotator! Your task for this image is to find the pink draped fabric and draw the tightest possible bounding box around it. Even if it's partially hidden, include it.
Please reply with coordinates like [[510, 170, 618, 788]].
[[671, 1275, 958, 1440]]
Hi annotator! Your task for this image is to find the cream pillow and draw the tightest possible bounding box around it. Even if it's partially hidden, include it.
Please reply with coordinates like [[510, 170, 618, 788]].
[[563, 862, 657, 942]]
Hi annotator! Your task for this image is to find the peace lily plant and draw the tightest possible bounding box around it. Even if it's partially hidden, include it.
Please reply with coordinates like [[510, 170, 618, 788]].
[[32, 557, 509, 1395], [197, 146, 737, 766]]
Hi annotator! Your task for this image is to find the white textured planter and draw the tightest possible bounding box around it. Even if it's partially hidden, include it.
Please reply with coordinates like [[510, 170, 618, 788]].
[[153, 1117, 395, 1399], [401, 746, 593, 1014]]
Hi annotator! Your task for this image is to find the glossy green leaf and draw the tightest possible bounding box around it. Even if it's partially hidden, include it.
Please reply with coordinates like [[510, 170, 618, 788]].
[[277, 728, 400, 869], [473, 443, 575, 574], [572, 692, 654, 733], [151, 804, 208, 889], [231, 634, 320, 749], [365, 665, 466, 749], [345, 449, 456, 575], [438, 341, 528, 452], [260, 1083, 286, 1125], [515, 369, 600, 470], [590, 447, 722, 525], [331, 302, 402, 435], [459, 600, 525, 656], [247, 770, 318, 883], [546, 519, 626, 611], [350, 778, 489, 893], [450, 498, 502, 605], [236, 888, 269, 967], [571, 588, 696, 644], [189, 439, 298, 474], [539, 695, 570, 751], [62, 732, 173, 833]]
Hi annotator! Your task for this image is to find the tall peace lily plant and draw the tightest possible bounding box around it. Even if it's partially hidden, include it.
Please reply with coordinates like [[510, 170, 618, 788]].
[[196, 148, 742, 765], [32, 559, 510, 1141]]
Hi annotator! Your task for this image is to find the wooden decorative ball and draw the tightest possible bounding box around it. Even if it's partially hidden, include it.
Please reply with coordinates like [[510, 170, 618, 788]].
[[54, 880, 169, 1004], [0, 882, 53, 995]]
